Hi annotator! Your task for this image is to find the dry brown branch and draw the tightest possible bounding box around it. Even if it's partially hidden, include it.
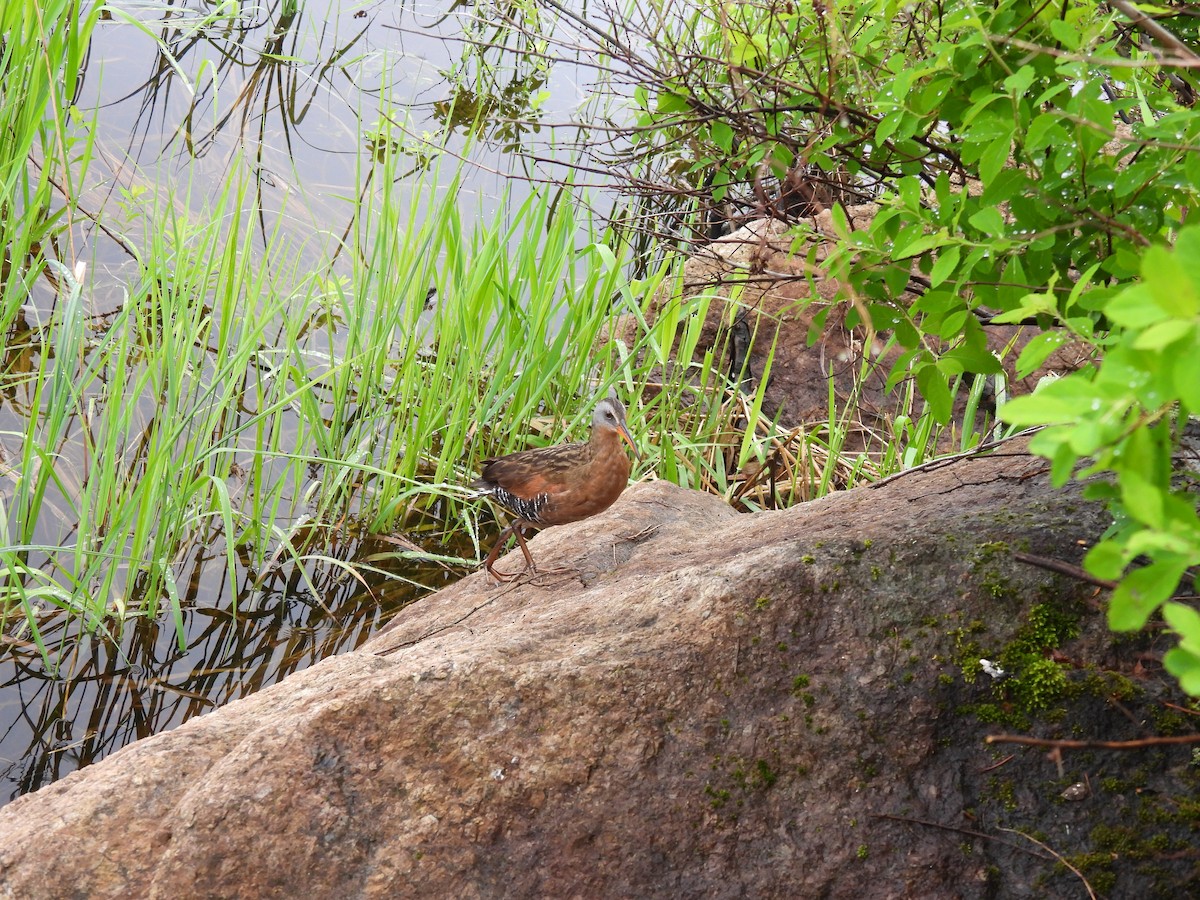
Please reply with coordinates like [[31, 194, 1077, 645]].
[[985, 733, 1200, 750], [1110, 0, 1200, 65], [1011, 551, 1117, 591]]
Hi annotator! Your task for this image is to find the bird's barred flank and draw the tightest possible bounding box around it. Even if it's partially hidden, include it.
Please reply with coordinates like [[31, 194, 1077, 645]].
[[496, 488, 550, 524]]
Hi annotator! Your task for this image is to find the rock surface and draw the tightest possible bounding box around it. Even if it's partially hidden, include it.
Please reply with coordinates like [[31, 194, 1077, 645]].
[[1, 444, 1196, 898]]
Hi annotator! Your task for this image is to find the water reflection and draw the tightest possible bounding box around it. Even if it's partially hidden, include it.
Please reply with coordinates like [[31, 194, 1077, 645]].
[[0, 529, 472, 802], [72, 0, 589, 290]]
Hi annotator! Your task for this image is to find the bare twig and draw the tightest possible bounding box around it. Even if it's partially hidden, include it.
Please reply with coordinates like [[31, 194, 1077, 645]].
[[999, 828, 1098, 900], [866, 427, 1042, 489], [978, 753, 1014, 773], [996, 34, 1200, 70], [869, 813, 1056, 860], [985, 733, 1200, 750], [1161, 700, 1200, 717], [1011, 551, 1117, 590], [1109, 0, 1200, 65]]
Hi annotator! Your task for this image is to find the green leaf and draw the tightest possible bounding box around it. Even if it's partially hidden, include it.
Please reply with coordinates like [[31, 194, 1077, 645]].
[[1163, 602, 1200, 656], [1067, 417, 1122, 456], [997, 254, 1030, 310], [806, 306, 831, 346], [1025, 113, 1067, 154], [942, 343, 1003, 375], [1143, 244, 1200, 317], [1063, 262, 1103, 316], [876, 109, 905, 145], [1119, 423, 1160, 481], [657, 91, 691, 114], [978, 135, 1011, 186], [893, 316, 920, 348], [1049, 438, 1078, 487], [916, 363, 952, 424], [1134, 318, 1194, 351], [829, 203, 851, 239], [885, 348, 919, 391], [912, 76, 953, 116], [929, 245, 961, 287], [1085, 539, 1128, 581], [964, 109, 1012, 138], [1104, 284, 1168, 329], [710, 121, 734, 154], [1082, 481, 1121, 503], [1174, 228, 1200, 285], [893, 230, 943, 261], [939, 309, 970, 340], [1119, 468, 1165, 528], [1173, 345, 1200, 414], [967, 206, 1005, 235], [1108, 558, 1189, 631], [1003, 65, 1036, 97], [1162, 646, 1200, 696], [1114, 161, 1154, 198], [1033, 81, 1072, 108], [727, 31, 764, 67], [961, 93, 1004, 128], [897, 176, 923, 211], [1016, 331, 1071, 379], [997, 393, 1058, 426], [989, 291, 1058, 325], [999, 377, 1097, 426], [1027, 424, 1070, 458], [884, 263, 911, 297]]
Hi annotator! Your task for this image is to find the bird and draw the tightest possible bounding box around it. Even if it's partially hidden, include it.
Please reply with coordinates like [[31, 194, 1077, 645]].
[[472, 392, 640, 581]]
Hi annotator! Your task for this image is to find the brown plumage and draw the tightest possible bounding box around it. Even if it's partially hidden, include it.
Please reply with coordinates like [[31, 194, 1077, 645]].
[[472, 394, 639, 581]]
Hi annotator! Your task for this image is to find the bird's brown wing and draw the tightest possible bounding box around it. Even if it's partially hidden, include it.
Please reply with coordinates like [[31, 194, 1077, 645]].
[[477, 441, 589, 497]]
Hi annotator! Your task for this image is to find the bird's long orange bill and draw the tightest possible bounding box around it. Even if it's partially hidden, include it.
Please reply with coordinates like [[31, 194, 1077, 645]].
[[617, 424, 642, 461]]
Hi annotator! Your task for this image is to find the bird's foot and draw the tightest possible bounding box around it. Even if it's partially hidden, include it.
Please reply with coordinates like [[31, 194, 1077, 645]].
[[485, 561, 536, 584]]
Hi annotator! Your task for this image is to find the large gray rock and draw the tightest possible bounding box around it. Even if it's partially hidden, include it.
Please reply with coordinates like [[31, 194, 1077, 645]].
[[0, 445, 1194, 898]]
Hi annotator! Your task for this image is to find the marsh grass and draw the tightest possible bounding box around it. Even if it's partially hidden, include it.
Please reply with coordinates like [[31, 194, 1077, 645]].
[[2, 0, 107, 660], [1, 0, 98, 337]]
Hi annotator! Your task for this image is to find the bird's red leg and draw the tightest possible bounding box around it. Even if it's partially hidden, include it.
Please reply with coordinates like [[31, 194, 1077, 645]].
[[482, 523, 515, 580], [482, 522, 536, 582], [511, 524, 537, 574]]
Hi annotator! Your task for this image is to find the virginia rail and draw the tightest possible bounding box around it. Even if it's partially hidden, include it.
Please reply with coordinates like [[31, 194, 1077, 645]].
[[472, 393, 639, 581]]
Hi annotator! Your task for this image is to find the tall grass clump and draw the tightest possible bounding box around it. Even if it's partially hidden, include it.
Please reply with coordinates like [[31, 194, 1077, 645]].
[[298, 120, 813, 554], [1, 1, 104, 656], [289, 143, 662, 552], [2, 172, 322, 653], [0, 0, 100, 334]]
